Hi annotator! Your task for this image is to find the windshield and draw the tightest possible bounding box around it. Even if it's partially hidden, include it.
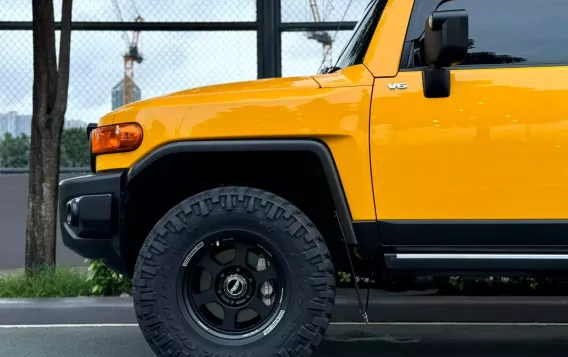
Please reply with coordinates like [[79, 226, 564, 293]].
[[333, 0, 387, 70]]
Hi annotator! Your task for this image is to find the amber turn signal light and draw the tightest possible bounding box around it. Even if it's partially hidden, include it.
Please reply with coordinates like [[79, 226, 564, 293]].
[[91, 123, 143, 155]]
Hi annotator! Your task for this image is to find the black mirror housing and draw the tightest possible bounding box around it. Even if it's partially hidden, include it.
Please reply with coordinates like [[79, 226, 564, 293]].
[[421, 9, 468, 98], [424, 9, 468, 67]]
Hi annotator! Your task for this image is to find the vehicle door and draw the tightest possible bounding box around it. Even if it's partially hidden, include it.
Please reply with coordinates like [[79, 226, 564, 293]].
[[370, 0, 568, 246]]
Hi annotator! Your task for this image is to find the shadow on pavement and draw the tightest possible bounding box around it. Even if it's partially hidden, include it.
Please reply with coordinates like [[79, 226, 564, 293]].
[[314, 325, 568, 357], [316, 339, 568, 357]]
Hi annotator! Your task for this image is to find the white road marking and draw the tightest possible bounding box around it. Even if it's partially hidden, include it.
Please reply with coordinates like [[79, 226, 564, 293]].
[[0, 324, 139, 328], [330, 322, 568, 326], [2, 322, 568, 328]]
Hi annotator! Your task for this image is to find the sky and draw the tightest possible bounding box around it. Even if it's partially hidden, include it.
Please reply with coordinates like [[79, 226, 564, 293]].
[[0, 0, 370, 123]]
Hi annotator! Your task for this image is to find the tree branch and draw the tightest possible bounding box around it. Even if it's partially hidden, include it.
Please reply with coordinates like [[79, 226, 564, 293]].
[[52, 0, 72, 122]]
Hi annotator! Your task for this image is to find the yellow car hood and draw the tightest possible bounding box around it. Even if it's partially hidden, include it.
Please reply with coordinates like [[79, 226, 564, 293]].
[[165, 76, 321, 97]]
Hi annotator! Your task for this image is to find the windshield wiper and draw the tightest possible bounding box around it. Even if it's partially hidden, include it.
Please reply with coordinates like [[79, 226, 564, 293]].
[[319, 66, 342, 74]]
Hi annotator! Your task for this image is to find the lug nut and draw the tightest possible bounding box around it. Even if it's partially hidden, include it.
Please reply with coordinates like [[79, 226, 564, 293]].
[[218, 290, 222, 294], [236, 268, 240, 272], [220, 273, 224, 278]]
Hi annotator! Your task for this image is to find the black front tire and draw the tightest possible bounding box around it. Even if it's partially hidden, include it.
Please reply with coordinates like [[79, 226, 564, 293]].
[[133, 186, 336, 357]]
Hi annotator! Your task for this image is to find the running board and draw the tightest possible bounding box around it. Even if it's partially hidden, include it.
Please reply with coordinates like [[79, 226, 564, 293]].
[[385, 254, 568, 271]]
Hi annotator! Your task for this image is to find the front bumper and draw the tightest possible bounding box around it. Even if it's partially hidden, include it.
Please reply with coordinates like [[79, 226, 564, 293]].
[[58, 170, 126, 273]]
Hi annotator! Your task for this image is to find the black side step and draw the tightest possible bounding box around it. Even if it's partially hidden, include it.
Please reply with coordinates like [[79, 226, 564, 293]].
[[385, 254, 568, 271]]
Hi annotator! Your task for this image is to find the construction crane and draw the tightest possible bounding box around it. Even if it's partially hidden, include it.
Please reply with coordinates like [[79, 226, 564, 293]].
[[111, 0, 144, 106], [123, 15, 144, 106], [307, 0, 333, 69]]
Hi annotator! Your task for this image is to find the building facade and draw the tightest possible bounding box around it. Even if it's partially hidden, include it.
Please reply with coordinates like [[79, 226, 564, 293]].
[[0, 113, 86, 138], [111, 79, 142, 110], [0, 112, 31, 138]]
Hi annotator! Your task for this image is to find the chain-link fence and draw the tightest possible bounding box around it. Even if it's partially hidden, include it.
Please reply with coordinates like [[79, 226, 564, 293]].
[[0, 0, 371, 269], [0, 0, 370, 131]]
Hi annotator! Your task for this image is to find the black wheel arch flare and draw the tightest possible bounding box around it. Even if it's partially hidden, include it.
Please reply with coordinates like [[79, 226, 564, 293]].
[[125, 139, 359, 246]]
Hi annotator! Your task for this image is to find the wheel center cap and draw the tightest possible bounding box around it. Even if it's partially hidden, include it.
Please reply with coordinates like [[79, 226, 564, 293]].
[[223, 274, 248, 299]]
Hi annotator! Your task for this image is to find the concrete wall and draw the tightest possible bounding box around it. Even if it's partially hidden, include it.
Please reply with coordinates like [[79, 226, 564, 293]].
[[0, 174, 87, 270]]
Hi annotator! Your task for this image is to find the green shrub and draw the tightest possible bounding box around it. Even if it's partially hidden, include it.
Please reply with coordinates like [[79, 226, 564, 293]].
[[0, 266, 91, 298], [86, 259, 132, 296]]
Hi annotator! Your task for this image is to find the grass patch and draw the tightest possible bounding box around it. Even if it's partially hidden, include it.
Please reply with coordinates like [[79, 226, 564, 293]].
[[0, 266, 92, 298], [86, 259, 132, 296]]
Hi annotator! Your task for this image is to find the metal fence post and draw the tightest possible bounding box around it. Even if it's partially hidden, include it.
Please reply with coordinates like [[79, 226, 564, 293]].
[[257, 0, 282, 79]]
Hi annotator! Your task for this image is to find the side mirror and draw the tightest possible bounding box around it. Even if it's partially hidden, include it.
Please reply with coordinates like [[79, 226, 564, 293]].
[[425, 9, 469, 67], [422, 9, 469, 98]]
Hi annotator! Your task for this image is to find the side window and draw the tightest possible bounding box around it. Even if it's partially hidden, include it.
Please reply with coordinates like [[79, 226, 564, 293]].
[[406, 0, 568, 68]]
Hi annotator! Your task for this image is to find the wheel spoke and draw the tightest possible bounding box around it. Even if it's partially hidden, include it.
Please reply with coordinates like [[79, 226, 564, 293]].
[[185, 236, 283, 334], [253, 264, 278, 284], [192, 287, 217, 308], [232, 243, 249, 267], [248, 297, 273, 320], [221, 307, 240, 330], [198, 253, 223, 277]]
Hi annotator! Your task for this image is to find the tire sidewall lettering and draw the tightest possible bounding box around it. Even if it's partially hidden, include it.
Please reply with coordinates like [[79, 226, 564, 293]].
[[133, 187, 335, 357]]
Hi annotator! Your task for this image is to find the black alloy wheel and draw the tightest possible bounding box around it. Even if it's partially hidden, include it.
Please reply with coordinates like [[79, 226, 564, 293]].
[[179, 233, 286, 339], [133, 186, 336, 357]]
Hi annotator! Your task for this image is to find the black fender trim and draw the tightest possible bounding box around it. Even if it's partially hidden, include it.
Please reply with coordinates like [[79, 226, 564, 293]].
[[127, 139, 359, 245], [352, 221, 382, 252]]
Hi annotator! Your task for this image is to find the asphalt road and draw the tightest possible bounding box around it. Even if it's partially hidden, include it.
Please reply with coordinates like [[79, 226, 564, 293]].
[[1, 324, 568, 357]]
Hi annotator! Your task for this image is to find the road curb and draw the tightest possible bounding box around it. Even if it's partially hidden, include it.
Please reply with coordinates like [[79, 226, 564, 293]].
[[0, 297, 137, 325], [0, 292, 368, 325]]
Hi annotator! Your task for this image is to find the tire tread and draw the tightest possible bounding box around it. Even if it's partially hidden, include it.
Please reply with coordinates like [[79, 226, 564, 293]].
[[133, 186, 336, 357]]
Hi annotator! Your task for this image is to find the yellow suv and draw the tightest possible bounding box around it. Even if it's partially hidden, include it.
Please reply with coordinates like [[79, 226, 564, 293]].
[[58, 0, 568, 356]]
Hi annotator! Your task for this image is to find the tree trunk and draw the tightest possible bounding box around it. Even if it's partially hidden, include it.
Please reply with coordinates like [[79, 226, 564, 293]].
[[25, 0, 72, 274]]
